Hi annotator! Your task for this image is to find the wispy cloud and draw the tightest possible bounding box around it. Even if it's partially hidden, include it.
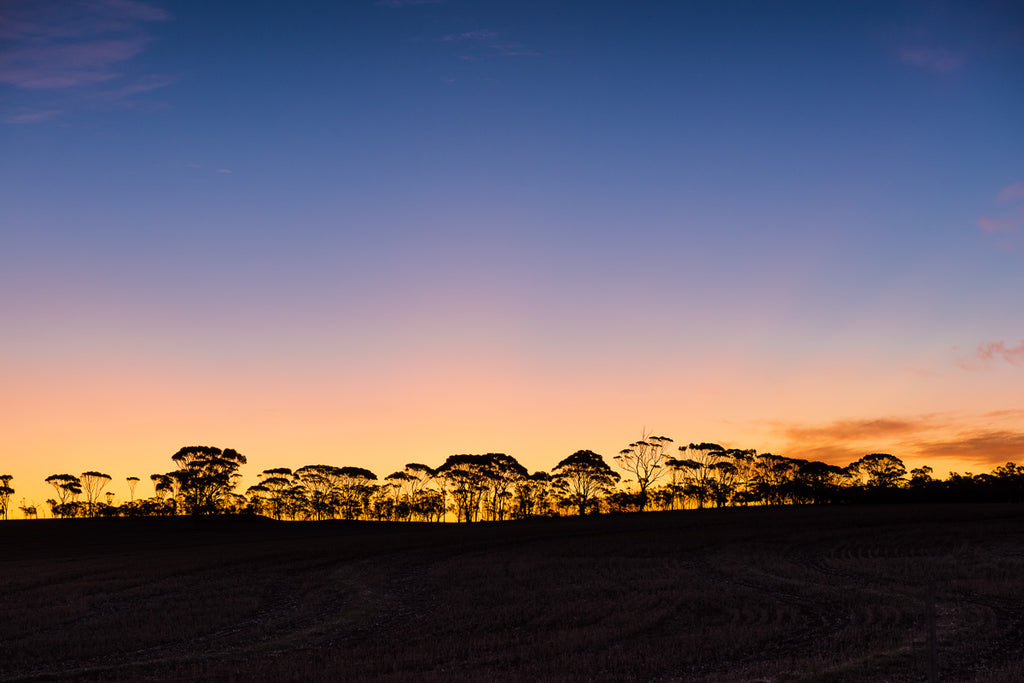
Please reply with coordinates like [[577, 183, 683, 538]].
[[914, 430, 1024, 469], [977, 182, 1024, 239], [771, 410, 1024, 471], [899, 47, 966, 73], [977, 215, 1022, 234], [0, 0, 170, 122], [959, 340, 1024, 369], [997, 181, 1024, 203], [782, 417, 927, 443]]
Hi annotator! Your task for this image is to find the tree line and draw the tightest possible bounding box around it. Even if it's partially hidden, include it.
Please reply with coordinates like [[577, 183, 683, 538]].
[[3, 436, 1024, 521]]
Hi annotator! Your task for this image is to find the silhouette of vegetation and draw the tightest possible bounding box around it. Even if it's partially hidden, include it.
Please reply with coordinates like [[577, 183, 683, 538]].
[[9, 435, 1024, 521], [0, 475, 13, 520], [551, 450, 619, 515], [614, 433, 673, 511]]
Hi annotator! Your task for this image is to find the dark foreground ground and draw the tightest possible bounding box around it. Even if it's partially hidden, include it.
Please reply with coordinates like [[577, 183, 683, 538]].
[[2, 505, 1023, 682]]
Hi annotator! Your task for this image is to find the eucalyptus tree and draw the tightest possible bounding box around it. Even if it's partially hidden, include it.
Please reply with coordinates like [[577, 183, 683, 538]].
[[80, 471, 112, 516], [793, 459, 847, 504], [405, 463, 443, 521], [294, 464, 341, 520], [667, 443, 726, 509], [0, 475, 13, 520], [750, 453, 799, 505], [384, 471, 414, 520], [438, 454, 497, 522], [514, 471, 552, 518], [615, 433, 674, 511], [335, 466, 378, 520], [45, 474, 82, 516], [850, 453, 907, 489], [254, 468, 295, 520], [169, 446, 247, 515], [484, 453, 528, 521], [125, 476, 140, 501], [552, 450, 620, 516]]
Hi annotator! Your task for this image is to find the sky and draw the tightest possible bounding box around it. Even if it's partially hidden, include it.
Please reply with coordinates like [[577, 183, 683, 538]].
[[2, 0, 1023, 510]]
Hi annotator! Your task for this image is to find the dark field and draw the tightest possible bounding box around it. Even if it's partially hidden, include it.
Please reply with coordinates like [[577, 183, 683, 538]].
[[2, 505, 1024, 682]]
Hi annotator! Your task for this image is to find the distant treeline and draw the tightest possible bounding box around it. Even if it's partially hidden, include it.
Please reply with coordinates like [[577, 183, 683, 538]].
[[3, 437, 1024, 521]]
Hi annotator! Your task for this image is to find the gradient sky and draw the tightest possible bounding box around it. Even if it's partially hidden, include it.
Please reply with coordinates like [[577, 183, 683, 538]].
[[2, 0, 1023, 509]]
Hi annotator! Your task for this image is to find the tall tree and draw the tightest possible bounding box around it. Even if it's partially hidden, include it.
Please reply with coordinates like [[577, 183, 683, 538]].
[[45, 474, 82, 517], [615, 433, 674, 511], [851, 453, 907, 489], [667, 442, 726, 509], [514, 471, 552, 519], [437, 455, 496, 522], [80, 471, 112, 516], [484, 454, 528, 521], [294, 464, 342, 520], [125, 476, 140, 501], [170, 446, 247, 515], [552, 450, 620, 516], [0, 475, 13, 520]]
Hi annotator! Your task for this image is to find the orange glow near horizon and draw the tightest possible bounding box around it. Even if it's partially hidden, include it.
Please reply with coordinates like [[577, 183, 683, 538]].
[[3, 333, 1021, 514]]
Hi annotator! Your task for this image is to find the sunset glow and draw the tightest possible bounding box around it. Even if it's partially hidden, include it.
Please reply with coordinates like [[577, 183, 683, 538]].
[[2, 0, 1022, 510]]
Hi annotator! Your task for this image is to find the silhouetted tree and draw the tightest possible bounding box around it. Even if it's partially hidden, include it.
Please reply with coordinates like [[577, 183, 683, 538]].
[[295, 465, 342, 520], [514, 471, 552, 518], [851, 453, 906, 489], [438, 455, 497, 522], [252, 468, 294, 519], [483, 454, 528, 521], [668, 443, 726, 509], [19, 499, 37, 519], [750, 453, 800, 505], [125, 476, 140, 501], [615, 433, 673, 511], [45, 474, 82, 517], [0, 475, 13, 520], [170, 446, 247, 515], [552, 450, 620, 516], [335, 466, 378, 519], [80, 471, 112, 516], [793, 459, 846, 504]]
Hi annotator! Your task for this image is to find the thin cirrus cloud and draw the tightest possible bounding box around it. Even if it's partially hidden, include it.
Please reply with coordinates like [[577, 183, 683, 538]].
[[962, 340, 1024, 368], [0, 0, 170, 121], [898, 46, 966, 73], [977, 181, 1024, 235], [997, 182, 1024, 203]]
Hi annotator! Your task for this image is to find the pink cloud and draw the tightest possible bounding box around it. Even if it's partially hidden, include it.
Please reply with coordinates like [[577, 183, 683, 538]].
[[975, 340, 1024, 366], [997, 182, 1024, 203], [978, 216, 1012, 233], [899, 47, 965, 73]]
